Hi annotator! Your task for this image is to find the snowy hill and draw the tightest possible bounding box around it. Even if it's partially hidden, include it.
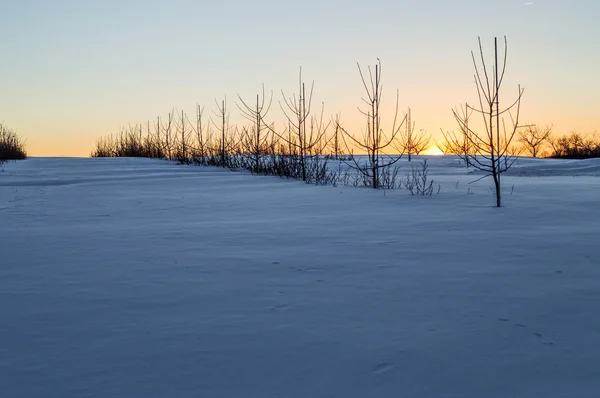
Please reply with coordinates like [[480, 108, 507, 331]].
[[1, 157, 599, 397]]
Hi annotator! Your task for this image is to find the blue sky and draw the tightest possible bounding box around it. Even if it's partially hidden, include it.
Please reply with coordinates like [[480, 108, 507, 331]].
[[1, 0, 598, 156]]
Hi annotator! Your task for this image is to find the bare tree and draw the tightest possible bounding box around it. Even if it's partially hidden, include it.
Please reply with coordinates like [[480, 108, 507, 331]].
[[189, 105, 207, 164], [266, 69, 330, 182], [236, 85, 273, 173], [180, 105, 212, 165], [162, 111, 174, 160], [518, 124, 552, 157], [212, 98, 230, 167], [397, 107, 431, 161], [172, 109, 191, 162], [440, 103, 473, 168], [338, 59, 406, 189], [155, 116, 163, 157], [444, 36, 525, 207], [329, 114, 342, 159]]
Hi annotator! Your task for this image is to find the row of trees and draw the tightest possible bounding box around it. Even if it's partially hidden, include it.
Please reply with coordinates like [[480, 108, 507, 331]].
[[0, 122, 27, 165], [92, 36, 596, 206], [92, 63, 432, 189], [93, 37, 524, 206]]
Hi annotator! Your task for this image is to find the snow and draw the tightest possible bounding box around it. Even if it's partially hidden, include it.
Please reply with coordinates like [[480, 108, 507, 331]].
[[1, 156, 599, 398]]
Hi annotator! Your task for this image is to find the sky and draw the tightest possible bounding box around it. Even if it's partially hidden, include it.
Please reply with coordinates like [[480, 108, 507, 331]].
[[1, 0, 599, 157]]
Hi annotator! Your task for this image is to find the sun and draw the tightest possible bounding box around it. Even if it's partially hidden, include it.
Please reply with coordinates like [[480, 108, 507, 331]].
[[422, 146, 445, 156]]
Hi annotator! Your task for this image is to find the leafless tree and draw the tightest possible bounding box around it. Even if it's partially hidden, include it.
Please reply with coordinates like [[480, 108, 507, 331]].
[[444, 36, 525, 207], [189, 105, 209, 164], [266, 70, 330, 181], [196, 106, 207, 157], [338, 59, 406, 189], [162, 111, 174, 160], [154, 116, 162, 156], [396, 107, 431, 161], [236, 85, 273, 173], [329, 114, 343, 159], [518, 124, 552, 157], [440, 103, 473, 168], [212, 98, 231, 167], [173, 109, 192, 162]]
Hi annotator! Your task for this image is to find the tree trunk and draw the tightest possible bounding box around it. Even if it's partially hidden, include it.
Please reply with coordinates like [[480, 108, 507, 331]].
[[494, 175, 501, 207]]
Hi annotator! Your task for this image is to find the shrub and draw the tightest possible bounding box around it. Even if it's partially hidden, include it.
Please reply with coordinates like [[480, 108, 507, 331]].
[[90, 128, 165, 158], [403, 159, 437, 196], [0, 123, 27, 164]]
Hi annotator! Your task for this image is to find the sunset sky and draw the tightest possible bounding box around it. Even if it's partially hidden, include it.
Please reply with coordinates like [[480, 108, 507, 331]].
[[2, 0, 598, 157]]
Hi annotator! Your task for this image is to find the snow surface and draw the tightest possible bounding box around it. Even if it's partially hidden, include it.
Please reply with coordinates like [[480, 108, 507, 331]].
[[1, 156, 599, 398]]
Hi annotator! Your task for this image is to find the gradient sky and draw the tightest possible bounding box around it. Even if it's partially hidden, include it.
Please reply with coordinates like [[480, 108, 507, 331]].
[[1, 0, 598, 156]]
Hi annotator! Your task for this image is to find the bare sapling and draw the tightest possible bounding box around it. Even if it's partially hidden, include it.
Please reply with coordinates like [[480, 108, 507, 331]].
[[211, 98, 231, 167], [189, 105, 210, 164], [236, 84, 274, 173], [162, 111, 174, 160], [330, 114, 343, 159], [397, 107, 431, 161], [266, 69, 331, 182], [174, 109, 191, 163], [443, 36, 525, 207], [440, 103, 473, 168], [403, 159, 437, 196], [338, 59, 407, 189]]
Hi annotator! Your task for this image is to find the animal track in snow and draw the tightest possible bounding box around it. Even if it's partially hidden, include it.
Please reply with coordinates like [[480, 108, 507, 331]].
[[497, 319, 552, 345], [372, 362, 395, 374], [271, 304, 291, 311]]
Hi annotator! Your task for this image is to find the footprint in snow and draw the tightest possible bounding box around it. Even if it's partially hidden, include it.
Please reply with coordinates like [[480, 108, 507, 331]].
[[372, 362, 395, 374]]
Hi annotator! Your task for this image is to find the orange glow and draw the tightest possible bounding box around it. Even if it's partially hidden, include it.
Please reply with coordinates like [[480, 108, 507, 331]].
[[422, 146, 444, 156]]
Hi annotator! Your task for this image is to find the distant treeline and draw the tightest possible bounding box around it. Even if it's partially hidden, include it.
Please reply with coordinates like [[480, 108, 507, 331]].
[[548, 132, 600, 159]]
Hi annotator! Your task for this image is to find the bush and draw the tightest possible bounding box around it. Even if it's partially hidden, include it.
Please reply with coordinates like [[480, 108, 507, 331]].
[[91, 129, 165, 159], [0, 123, 27, 164], [403, 159, 438, 196]]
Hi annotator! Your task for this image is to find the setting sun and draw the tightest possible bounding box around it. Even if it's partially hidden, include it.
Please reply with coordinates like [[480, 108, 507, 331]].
[[422, 146, 445, 156]]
